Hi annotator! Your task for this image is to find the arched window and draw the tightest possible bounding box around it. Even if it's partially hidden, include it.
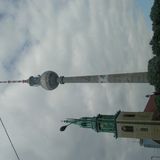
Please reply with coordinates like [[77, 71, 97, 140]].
[[121, 126, 134, 132]]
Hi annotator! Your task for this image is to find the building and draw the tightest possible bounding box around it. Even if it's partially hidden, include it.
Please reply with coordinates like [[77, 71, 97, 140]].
[[140, 95, 160, 148], [60, 96, 160, 141]]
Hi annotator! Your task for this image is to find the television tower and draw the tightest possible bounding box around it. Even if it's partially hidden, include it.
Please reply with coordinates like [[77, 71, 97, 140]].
[[1, 71, 148, 90]]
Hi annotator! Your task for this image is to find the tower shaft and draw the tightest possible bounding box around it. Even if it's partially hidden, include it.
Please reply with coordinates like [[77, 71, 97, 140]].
[[58, 72, 148, 84]]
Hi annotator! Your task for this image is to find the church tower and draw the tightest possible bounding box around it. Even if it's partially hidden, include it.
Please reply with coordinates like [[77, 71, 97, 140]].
[[60, 111, 160, 140]]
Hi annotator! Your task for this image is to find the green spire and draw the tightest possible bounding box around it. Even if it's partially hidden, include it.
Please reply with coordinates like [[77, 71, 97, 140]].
[[63, 117, 97, 131], [61, 111, 120, 137]]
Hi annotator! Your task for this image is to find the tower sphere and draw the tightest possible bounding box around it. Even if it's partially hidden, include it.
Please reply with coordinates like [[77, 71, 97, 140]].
[[40, 71, 59, 90]]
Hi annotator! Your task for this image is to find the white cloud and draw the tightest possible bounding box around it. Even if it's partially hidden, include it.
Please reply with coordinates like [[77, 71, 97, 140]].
[[0, 0, 155, 160]]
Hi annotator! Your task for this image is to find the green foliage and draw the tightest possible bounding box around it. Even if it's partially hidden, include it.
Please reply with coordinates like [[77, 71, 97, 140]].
[[150, 0, 160, 25], [148, 0, 160, 110], [148, 56, 160, 91], [148, 0, 160, 92], [150, 29, 160, 56], [149, 0, 160, 56], [151, 31, 160, 55], [155, 96, 160, 111]]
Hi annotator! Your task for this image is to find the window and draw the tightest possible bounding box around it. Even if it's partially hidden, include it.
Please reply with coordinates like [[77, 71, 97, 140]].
[[140, 128, 148, 132], [81, 122, 87, 127], [123, 114, 135, 117], [121, 126, 134, 132]]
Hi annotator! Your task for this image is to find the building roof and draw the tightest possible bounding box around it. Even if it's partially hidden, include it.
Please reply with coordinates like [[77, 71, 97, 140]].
[[144, 95, 157, 112]]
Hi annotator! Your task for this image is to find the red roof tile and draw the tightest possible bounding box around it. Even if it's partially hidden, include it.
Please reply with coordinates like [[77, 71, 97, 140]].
[[144, 95, 157, 112]]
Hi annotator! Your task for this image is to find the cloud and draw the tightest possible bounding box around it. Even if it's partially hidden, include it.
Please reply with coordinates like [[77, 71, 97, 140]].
[[0, 0, 155, 160]]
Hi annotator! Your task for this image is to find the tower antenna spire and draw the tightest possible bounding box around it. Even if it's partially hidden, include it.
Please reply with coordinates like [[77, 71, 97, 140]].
[[0, 79, 28, 84]]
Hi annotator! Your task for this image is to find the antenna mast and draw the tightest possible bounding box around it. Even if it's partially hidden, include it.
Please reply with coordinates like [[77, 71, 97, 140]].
[[0, 79, 28, 84]]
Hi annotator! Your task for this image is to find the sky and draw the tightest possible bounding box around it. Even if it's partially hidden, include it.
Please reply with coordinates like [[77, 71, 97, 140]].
[[0, 0, 158, 160], [135, 0, 153, 29]]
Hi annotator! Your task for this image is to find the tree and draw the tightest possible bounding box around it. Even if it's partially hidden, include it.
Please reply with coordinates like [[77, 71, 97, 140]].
[[148, 56, 160, 91], [150, 0, 160, 25]]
